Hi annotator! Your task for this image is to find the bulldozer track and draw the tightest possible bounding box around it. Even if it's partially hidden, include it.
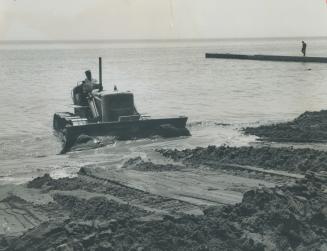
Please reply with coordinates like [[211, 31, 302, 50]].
[[0, 201, 47, 235]]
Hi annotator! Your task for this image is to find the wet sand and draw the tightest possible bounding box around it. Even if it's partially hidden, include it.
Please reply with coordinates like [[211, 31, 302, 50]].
[[0, 146, 326, 250]]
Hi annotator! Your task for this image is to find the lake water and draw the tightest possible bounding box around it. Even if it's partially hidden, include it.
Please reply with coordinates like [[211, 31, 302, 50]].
[[1, 38, 327, 183]]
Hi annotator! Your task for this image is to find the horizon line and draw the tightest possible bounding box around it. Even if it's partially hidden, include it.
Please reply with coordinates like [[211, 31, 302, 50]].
[[1, 36, 326, 44]]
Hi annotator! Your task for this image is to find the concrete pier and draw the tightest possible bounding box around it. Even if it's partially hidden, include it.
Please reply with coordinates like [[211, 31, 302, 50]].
[[205, 53, 327, 63]]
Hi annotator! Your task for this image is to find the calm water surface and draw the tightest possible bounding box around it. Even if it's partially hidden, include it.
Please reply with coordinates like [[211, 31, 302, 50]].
[[1, 38, 327, 183]]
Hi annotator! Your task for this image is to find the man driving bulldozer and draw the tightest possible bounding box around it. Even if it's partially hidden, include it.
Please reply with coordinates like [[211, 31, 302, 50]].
[[82, 70, 100, 93], [73, 70, 100, 107]]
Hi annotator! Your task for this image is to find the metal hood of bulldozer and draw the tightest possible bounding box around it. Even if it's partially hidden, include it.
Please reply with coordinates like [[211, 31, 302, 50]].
[[91, 89, 134, 97]]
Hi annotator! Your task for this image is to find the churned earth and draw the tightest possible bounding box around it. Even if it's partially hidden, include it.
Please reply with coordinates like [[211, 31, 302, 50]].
[[244, 110, 327, 143], [0, 169, 326, 251], [0, 143, 326, 250], [158, 145, 327, 174], [2, 110, 327, 250]]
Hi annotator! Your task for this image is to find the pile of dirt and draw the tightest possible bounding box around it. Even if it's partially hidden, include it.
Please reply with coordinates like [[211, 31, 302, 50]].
[[2, 195, 148, 251], [27, 173, 54, 189], [158, 145, 327, 174], [244, 110, 327, 142], [27, 174, 85, 191], [204, 172, 327, 250], [122, 157, 185, 172], [3, 173, 326, 251]]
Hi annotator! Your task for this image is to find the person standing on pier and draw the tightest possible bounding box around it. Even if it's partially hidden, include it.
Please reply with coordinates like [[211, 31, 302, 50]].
[[301, 41, 307, 56]]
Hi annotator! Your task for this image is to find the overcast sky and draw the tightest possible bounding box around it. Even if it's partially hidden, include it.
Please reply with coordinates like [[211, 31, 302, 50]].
[[1, 0, 327, 40]]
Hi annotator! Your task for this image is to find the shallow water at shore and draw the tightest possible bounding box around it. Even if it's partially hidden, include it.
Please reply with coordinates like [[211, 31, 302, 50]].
[[1, 38, 327, 183]]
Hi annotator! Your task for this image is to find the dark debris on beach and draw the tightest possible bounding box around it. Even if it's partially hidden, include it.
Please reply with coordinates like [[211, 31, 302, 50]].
[[1, 172, 326, 251]]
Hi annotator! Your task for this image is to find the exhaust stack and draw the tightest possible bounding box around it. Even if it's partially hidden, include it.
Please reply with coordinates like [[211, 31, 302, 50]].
[[99, 57, 103, 91]]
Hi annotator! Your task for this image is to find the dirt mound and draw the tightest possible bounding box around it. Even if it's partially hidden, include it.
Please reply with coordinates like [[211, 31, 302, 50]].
[[53, 194, 148, 220], [122, 157, 184, 172], [4, 173, 326, 251], [2, 195, 148, 251], [158, 145, 327, 174], [0, 195, 28, 204], [26, 173, 53, 189], [27, 174, 83, 191], [205, 173, 327, 250], [244, 110, 327, 142]]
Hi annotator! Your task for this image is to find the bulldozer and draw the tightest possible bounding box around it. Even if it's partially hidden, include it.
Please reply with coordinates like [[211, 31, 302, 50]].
[[53, 58, 190, 151]]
